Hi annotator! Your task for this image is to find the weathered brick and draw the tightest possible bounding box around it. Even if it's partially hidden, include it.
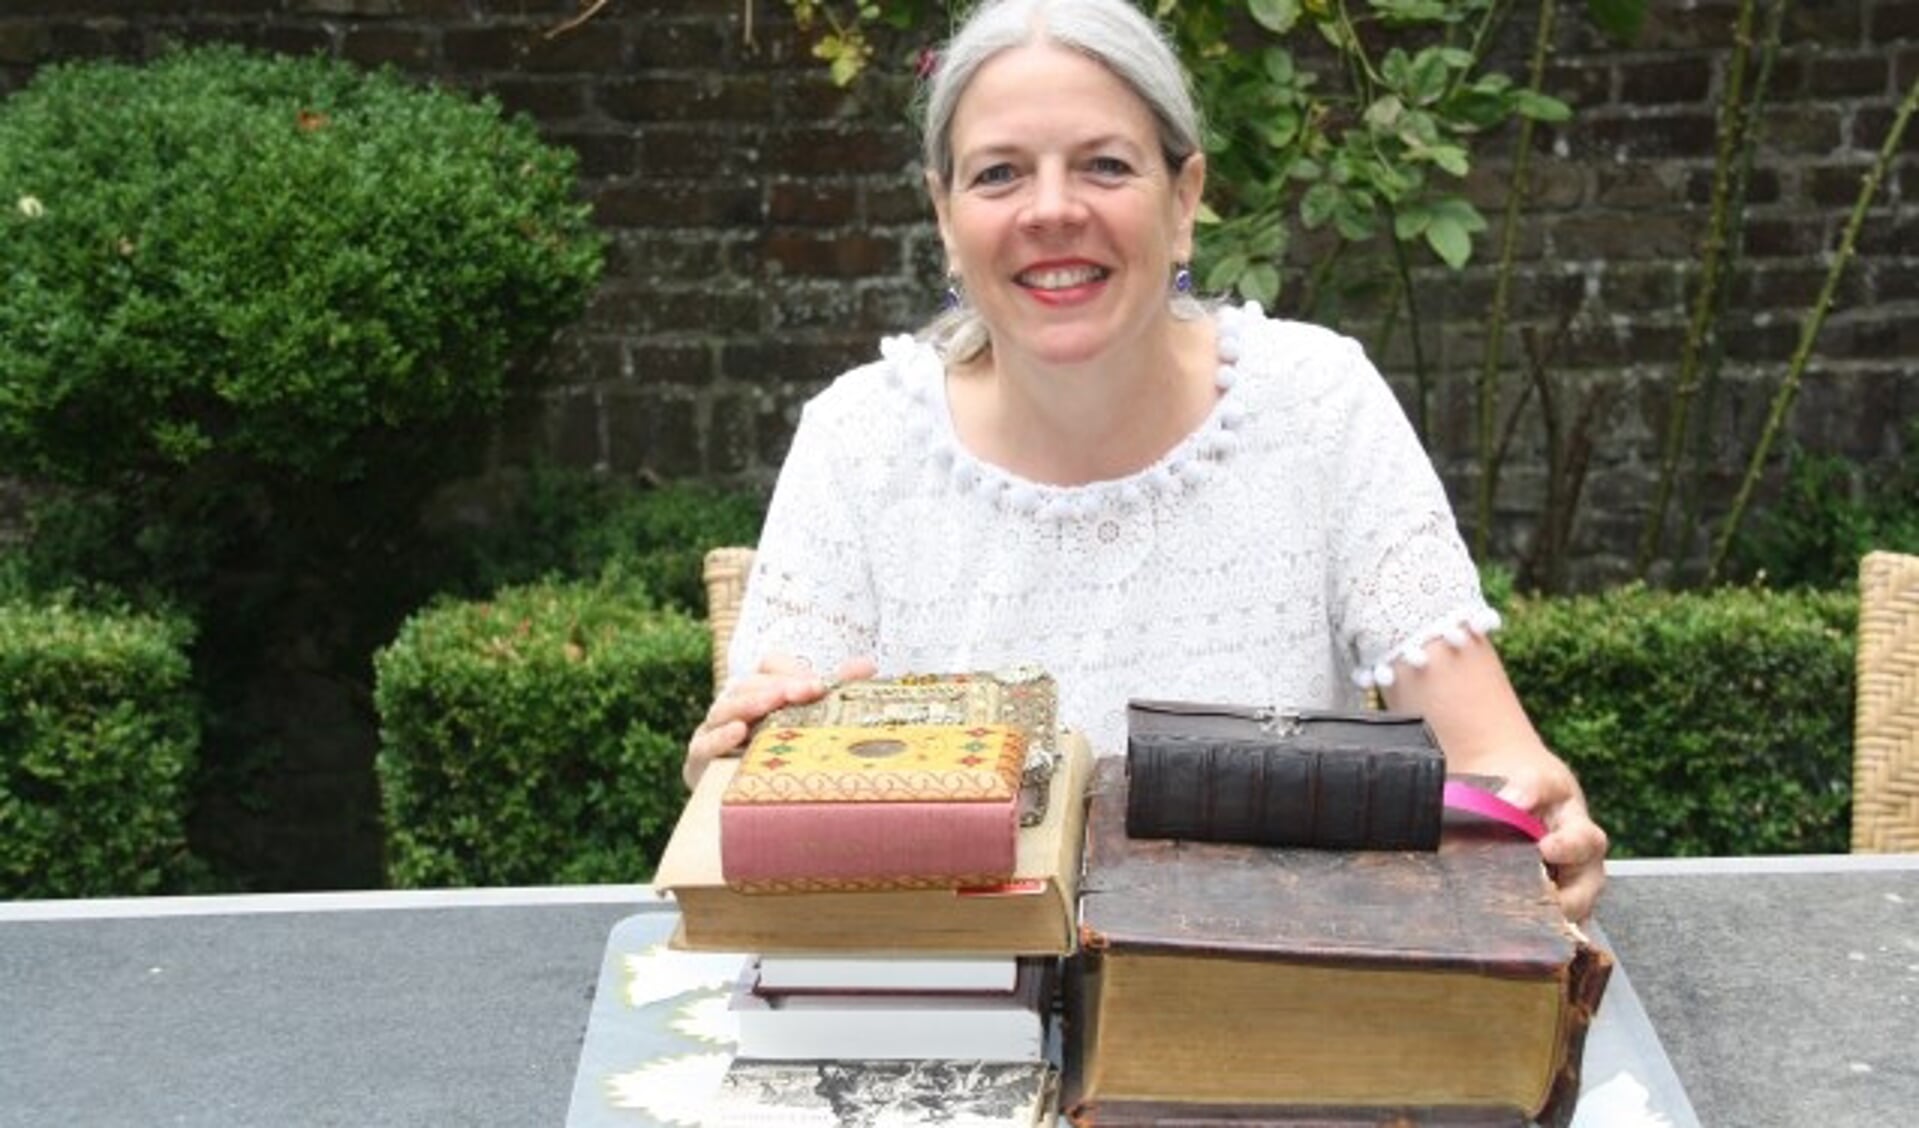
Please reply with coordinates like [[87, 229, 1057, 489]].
[[1685, 165, 1781, 205], [1617, 57, 1712, 104], [1540, 60, 1611, 110], [1852, 106, 1919, 153], [604, 387, 702, 477], [444, 26, 522, 69], [1805, 52, 1891, 97], [1592, 163, 1688, 208], [587, 285, 761, 335], [629, 19, 727, 70], [543, 386, 606, 471], [627, 342, 714, 388], [604, 232, 743, 282], [1871, 0, 1919, 41], [0, 20, 48, 63], [867, 180, 933, 225], [589, 180, 763, 228], [1599, 264, 1686, 310], [1743, 215, 1836, 256], [1782, 0, 1864, 47], [762, 232, 899, 278], [548, 129, 639, 179], [641, 126, 763, 177], [764, 126, 917, 176], [706, 390, 765, 475], [341, 26, 435, 68], [721, 337, 875, 384], [1756, 105, 1847, 155], [519, 25, 626, 73], [768, 179, 858, 226], [485, 76, 590, 119], [1721, 319, 1802, 361], [1581, 112, 1719, 159], [1808, 162, 1879, 207], [1549, 213, 1698, 260]]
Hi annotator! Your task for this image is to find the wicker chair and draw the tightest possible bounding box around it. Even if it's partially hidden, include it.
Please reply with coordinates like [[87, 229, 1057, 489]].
[[1853, 550, 1919, 853], [701, 546, 757, 695]]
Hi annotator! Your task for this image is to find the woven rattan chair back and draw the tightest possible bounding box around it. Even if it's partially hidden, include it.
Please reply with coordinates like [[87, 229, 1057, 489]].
[[701, 546, 756, 695], [1854, 550, 1919, 853]]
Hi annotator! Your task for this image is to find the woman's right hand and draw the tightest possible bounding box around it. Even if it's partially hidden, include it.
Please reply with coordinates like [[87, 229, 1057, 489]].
[[683, 653, 878, 790]]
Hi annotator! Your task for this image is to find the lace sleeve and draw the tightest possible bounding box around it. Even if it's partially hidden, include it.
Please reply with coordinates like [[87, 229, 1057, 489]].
[[724, 395, 879, 686], [1324, 342, 1495, 688]]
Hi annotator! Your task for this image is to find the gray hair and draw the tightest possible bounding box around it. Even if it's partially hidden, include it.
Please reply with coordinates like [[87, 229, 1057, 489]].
[[918, 0, 1206, 362]]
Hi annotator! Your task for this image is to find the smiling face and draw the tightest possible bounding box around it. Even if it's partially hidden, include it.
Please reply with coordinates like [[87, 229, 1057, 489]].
[[930, 41, 1205, 373]]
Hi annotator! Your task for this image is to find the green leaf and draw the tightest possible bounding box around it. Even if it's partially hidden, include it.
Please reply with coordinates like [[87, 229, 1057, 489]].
[[1263, 48, 1296, 86], [1263, 107, 1302, 149], [1248, 219, 1288, 258], [1300, 182, 1342, 228], [1582, 0, 1647, 43], [1409, 49, 1450, 104], [1239, 262, 1281, 306], [1204, 252, 1250, 293], [1428, 144, 1469, 177], [1197, 202, 1223, 225], [1431, 194, 1489, 232], [1364, 95, 1404, 130], [1425, 215, 1473, 268], [1436, 47, 1475, 69], [1287, 157, 1324, 181], [1393, 203, 1432, 240], [1332, 195, 1377, 241], [1513, 90, 1573, 123], [1249, 0, 1301, 34]]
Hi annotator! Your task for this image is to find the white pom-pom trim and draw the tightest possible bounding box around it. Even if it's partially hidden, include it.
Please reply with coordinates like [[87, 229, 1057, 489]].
[[1351, 605, 1502, 688]]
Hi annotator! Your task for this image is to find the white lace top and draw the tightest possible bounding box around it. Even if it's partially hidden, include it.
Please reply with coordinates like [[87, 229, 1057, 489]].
[[726, 302, 1497, 758]]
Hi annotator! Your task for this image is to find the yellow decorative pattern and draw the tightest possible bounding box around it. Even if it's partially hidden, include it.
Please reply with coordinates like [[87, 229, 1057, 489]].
[[723, 724, 1025, 805], [1855, 551, 1919, 853]]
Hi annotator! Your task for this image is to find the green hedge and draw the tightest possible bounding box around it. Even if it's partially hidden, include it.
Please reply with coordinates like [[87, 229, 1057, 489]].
[[374, 578, 709, 887], [0, 598, 200, 898], [1499, 584, 1856, 857]]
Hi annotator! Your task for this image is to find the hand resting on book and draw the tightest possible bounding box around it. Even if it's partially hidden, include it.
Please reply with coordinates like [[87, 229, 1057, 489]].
[[683, 652, 878, 790], [1382, 629, 1609, 923]]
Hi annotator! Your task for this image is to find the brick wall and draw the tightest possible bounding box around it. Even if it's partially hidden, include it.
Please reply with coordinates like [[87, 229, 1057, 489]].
[[3, 0, 1915, 586]]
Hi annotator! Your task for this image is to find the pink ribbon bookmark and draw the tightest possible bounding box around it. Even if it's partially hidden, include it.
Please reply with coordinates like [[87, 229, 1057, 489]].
[[1443, 781, 1547, 841]]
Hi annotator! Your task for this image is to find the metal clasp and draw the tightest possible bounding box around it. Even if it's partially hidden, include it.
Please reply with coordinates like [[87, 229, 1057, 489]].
[[1258, 707, 1303, 738]]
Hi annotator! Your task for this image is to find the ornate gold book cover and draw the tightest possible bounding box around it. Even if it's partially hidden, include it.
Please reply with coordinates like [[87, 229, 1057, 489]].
[[723, 724, 1027, 805]]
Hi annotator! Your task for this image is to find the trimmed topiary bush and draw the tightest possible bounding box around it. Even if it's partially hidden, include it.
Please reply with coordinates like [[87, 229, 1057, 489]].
[[0, 43, 602, 490], [1, 598, 201, 898], [1500, 584, 1856, 857], [374, 578, 709, 887]]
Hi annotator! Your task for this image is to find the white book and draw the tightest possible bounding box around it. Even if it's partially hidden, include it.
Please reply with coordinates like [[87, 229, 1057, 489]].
[[754, 954, 1019, 994], [730, 961, 1047, 1063]]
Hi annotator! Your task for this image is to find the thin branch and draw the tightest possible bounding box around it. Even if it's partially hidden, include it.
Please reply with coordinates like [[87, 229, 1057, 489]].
[[1474, 0, 1557, 557], [545, 0, 612, 40], [1706, 71, 1919, 583], [1636, 0, 1759, 578], [1385, 203, 1431, 442], [1678, 0, 1791, 543]]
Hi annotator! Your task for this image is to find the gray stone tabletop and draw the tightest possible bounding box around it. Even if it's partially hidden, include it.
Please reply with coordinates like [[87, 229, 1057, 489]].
[[1, 858, 1913, 1127]]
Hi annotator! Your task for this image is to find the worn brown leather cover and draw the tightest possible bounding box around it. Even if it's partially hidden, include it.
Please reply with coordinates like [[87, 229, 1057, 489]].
[[1125, 700, 1445, 850], [1069, 759, 1611, 1128]]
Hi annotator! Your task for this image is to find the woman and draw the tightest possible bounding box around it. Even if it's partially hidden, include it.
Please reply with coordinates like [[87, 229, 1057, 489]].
[[685, 0, 1607, 920]]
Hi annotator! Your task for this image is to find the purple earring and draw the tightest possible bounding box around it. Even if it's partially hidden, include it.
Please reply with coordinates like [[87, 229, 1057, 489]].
[[1173, 263, 1194, 294], [942, 274, 964, 311]]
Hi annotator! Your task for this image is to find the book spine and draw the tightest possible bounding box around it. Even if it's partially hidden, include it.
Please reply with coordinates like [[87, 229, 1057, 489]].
[[721, 798, 1017, 889]]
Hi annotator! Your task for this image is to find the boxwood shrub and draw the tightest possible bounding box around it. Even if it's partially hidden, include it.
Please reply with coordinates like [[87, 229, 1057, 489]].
[[1499, 584, 1856, 857], [1, 598, 200, 897], [374, 579, 709, 887]]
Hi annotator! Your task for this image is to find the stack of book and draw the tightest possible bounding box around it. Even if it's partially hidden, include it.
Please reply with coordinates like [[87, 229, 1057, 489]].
[[651, 670, 1091, 1127]]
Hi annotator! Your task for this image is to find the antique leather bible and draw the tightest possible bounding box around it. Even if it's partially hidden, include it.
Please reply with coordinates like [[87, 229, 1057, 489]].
[[719, 722, 1026, 892], [1125, 700, 1446, 850], [1065, 759, 1610, 1127]]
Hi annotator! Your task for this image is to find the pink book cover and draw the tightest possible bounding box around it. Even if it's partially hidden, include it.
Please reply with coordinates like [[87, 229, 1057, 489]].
[[719, 724, 1023, 893]]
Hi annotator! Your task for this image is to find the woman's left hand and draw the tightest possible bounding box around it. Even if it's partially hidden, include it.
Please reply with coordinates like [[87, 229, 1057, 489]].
[[1493, 759, 1609, 924]]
